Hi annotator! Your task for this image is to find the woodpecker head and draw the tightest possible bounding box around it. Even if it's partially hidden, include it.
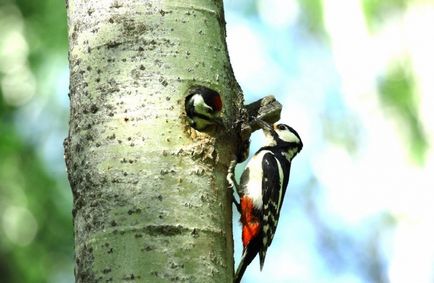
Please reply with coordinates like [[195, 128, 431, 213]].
[[185, 86, 223, 131], [258, 120, 303, 158]]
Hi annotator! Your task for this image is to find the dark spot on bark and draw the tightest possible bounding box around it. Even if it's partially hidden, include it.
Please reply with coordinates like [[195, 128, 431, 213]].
[[142, 225, 188, 236], [159, 77, 168, 86], [110, 220, 117, 227], [124, 117, 129, 122], [103, 268, 111, 274], [107, 41, 121, 48], [191, 228, 199, 238], [108, 17, 114, 23], [144, 246, 153, 251], [138, 47, 144, 51], [90, 104, 98, 113], [139, 65, 145, 70], [159, 9, 172, 16]]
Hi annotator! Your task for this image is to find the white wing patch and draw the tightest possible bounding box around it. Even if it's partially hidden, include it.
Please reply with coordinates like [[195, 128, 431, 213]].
[[242, 150, 272, 208]]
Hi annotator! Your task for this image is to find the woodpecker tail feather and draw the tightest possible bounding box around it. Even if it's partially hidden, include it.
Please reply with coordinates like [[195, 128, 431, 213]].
[[234, 241, 260, 283], [234, 250, 248, 283], [259, 249, 267, 271]]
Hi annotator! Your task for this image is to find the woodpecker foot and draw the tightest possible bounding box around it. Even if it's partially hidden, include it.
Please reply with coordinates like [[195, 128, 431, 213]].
[[226, 158, 239, 192]]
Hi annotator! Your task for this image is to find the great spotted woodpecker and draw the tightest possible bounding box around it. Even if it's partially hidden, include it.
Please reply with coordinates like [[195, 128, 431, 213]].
[[185, 86, 223, 131], [234, 120, 303, 283]]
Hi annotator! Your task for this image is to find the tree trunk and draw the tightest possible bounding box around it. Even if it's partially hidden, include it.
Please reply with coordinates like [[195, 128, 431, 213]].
[[64, 0, 243, 282]]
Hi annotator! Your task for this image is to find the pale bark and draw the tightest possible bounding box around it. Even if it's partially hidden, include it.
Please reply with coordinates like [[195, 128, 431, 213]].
[[64, 0, 243, 282]]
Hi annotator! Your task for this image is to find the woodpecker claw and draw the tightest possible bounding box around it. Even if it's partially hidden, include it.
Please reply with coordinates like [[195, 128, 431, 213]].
[[227, 158, 238, 191], [227, 157, 241, 214]]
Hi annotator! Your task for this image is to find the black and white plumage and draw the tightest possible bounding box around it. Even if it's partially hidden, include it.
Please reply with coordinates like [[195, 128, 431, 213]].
[[185, 86, 223, 131], [234, 121, 303, 283]]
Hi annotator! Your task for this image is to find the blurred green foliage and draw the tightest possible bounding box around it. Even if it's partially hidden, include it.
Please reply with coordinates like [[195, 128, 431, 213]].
[[362, 0, 407, 31], [0, 0, 72, 282], [379, 62, 428, 164], [298, 0, 325, 35]]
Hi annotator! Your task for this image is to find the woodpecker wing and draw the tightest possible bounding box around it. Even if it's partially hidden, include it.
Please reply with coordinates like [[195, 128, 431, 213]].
[[258, 152, 283, 269]]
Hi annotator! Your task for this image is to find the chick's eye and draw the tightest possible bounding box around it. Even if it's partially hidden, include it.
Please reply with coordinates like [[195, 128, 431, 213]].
[[277, 125, 285, 130]]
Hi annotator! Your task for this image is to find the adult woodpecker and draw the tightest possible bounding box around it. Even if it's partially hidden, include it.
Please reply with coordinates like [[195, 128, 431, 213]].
[[185, 86, 223, 131], [234, 120, 303, 283]]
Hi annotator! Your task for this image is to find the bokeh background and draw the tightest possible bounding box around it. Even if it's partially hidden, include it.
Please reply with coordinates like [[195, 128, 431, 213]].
[[1, 0, 433, 282]]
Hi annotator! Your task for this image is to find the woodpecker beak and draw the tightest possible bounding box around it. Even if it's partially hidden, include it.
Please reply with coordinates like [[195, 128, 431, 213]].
[[254, 118, 273, 132]]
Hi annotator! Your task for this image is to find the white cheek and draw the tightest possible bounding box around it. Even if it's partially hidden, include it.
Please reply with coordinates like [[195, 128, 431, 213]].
[[193, 95, 212, 112], [277, 130, 299, 143]]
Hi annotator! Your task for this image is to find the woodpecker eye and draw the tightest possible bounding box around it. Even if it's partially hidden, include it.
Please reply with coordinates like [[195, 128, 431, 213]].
[[277, 124, 286, 131]]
